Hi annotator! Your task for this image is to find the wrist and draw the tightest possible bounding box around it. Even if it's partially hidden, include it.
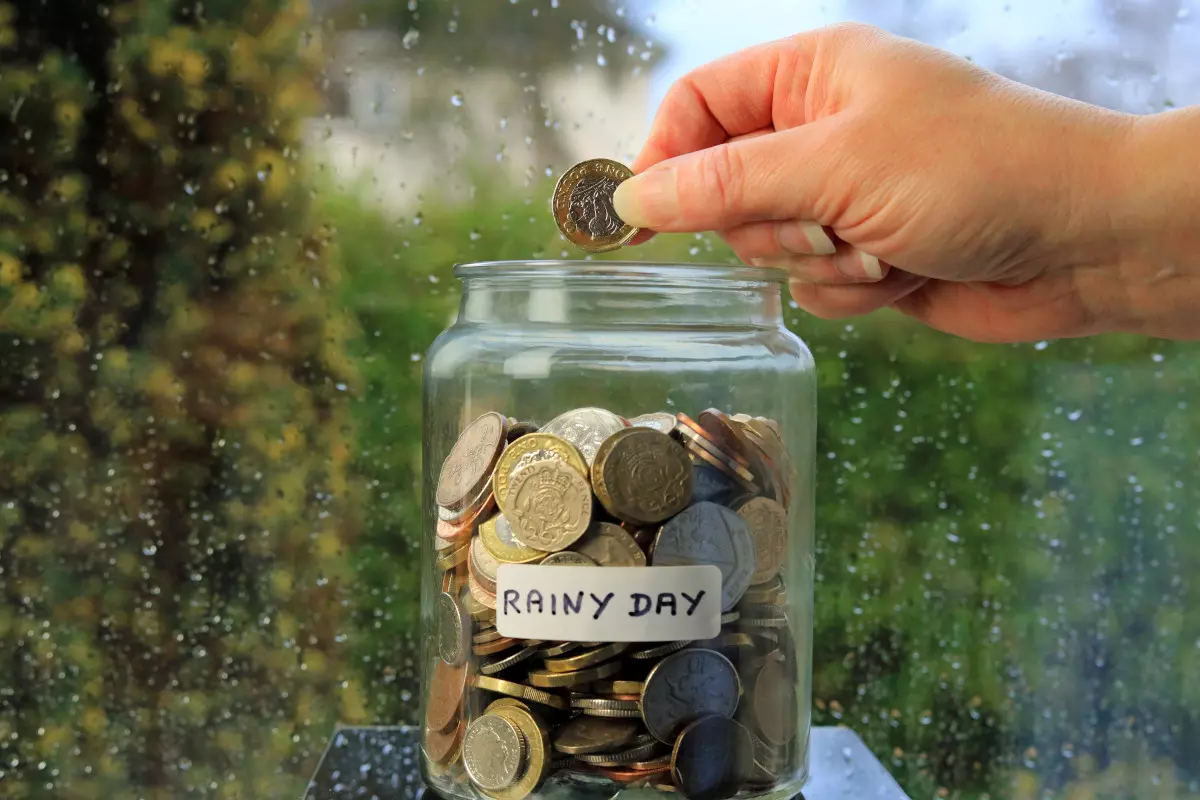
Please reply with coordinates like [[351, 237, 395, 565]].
[[1085, 106, 1200, 339]]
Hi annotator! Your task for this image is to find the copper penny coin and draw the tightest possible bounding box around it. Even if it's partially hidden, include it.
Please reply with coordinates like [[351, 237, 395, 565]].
[[426, 660, 468, 733], [436, 412, 507, 509]]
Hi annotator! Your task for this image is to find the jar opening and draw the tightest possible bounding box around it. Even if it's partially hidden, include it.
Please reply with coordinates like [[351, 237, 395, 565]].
[[453, 259, 784, 287]]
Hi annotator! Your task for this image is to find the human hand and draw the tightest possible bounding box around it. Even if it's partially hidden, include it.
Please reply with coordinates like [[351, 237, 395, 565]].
[[613, 23, 1198, 342]]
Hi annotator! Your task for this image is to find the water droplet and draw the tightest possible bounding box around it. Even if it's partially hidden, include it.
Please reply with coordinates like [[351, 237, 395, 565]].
[[402, 29, 420, 49], [450, 90, 464, 107]]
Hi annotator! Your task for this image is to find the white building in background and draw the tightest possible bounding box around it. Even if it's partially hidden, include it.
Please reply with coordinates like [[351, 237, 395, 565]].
[[303, 29, 654, 213]]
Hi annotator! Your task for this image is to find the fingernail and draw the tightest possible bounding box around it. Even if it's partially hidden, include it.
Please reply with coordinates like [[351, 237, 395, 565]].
[[840, 250, 883, 280], [779, 221, 836, 255], [612, 170, 677, 229]]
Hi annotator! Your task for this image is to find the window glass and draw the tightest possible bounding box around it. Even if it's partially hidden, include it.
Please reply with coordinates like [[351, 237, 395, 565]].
[[1, 0, 1196, 797]]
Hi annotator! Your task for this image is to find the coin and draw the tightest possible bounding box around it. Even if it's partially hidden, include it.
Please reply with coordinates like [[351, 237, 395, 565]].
[[538, 641, 580, 658], [539, 407, 627, 467], [591, 765, 673, 784], [737, 615, 788, 628], [553, 715, 641, 755], [507, 420, 540, 442], [438, 481, 495, 525], [470, 534, 501, 594], [424, 720, 464, 766], [426, 660, 468, 733], [670, 715, 753, 800], [527, 660, 621, 688], [571, 696, 640, 712], [651, 501, 756, 611], [687, 468, 734, 511], [582, 706, 643, 718], [474, 627, 502, 644], [506, 460, 593, 552], [436, 540, 470, 572], [640, 649, 741, 743], [696, 409, 754, 469], [574, 739, 662, 765], [493, 433, 588, 515], [591, 680, 644, 696], [544, 642, 628, 673], [551, 159, 639, 253], [679, 430, 759, 492], [489, 703, 552, 800], [469, 572, 497, 611], [437, 412, 507, 509], [729, 496, 787, 585], [480, 513, 545, 564], [592, 428, 692, 525], [474, 636, 521, 657], [751, 656, 797, 745], [539, 551, 597, 566], [628, 412, 677, 433], [628, 640, 692, 660], [480, 645, 540, 676], [466, 587, 496, 620], [472, 675, 570, 711], [571, 522, 647, 567], [436, 591, 469, 665], [436, 517, 473, 542], [464, 713, 528, 791]]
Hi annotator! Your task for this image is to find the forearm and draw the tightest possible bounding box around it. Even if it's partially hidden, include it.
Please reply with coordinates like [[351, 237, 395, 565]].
[[1103, 106, 1200, 339]]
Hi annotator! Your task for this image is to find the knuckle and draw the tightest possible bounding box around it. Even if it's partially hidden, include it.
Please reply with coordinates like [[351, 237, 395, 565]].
[[696, 145, 745, 215]]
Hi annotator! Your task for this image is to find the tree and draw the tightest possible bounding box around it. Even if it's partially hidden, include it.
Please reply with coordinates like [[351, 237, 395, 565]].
[[0, 0, 364, 796]]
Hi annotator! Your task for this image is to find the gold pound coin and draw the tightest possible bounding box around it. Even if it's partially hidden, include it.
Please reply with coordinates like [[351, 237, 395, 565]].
[[527, 660, 621, 688], [463, 713, 528, 792], [472, 675, 569, 711], [480, 513, 544, 564], [551, 159, 639, 253], [487, 703, 552, 800], [492, 433, 588, 516], [543, 642, 628, 673]]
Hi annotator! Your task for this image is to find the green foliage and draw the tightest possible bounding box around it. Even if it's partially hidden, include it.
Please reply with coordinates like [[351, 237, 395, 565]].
[[0, 1, 365, 796]]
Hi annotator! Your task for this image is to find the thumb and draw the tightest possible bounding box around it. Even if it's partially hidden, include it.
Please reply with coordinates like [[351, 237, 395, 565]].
[[612, 123, 833, 233]]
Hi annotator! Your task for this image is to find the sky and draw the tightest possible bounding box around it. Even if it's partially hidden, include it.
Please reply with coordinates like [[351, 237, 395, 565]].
[[634, 0, 1199, 111]]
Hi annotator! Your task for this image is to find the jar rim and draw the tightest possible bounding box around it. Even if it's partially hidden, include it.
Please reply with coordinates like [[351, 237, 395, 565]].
[[453, 259, 785, 285]]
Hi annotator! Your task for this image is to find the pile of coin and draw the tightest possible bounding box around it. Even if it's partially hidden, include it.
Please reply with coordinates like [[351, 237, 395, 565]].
[[424, 407, 802, 800]]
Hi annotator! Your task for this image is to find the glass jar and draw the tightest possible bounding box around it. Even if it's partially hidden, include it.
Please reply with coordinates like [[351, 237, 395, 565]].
[[418, 261, 816, 800]]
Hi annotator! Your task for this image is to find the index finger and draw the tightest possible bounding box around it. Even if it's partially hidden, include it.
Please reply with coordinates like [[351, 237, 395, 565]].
[[631, 34, 817, 173]]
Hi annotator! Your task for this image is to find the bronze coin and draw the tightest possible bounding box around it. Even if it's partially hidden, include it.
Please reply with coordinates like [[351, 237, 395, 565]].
[[590, 765, 673, 784], [572, 522, 647, 567], [751, 657, 797, 745], [696, 409, 754, 469], [670, 715, 753, 800], [426, 660, 468, 733], [592, 428, 692, 525], [424, 719, 464, 765], [473, 636, 522, 657], [436, 412, 507, 509]]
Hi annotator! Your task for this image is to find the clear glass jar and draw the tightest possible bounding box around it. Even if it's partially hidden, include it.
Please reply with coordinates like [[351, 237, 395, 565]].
[[418, 261, 816, 800]]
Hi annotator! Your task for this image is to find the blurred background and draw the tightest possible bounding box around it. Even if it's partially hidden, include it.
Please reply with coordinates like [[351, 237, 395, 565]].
[[1, 0, 1198, 797]]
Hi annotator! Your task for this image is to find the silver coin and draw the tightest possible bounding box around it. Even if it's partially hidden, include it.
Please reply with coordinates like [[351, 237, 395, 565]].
[[650, 501, 756, 611], [435, 591, 468, 665], [628, 412, 677, 433], [480, 645, 540, 675], [539, 407, 626, 466], [639, 648, 741, 744], [690, 464, 739, 506], [540, 551, 597, 566], [463, 713, 527, 791]]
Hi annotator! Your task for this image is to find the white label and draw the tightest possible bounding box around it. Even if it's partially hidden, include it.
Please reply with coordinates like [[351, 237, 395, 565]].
[[495, 565, 722, 643]]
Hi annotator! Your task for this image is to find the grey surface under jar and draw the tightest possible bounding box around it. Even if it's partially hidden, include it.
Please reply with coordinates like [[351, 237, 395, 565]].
[[418, 261, 817, 800]]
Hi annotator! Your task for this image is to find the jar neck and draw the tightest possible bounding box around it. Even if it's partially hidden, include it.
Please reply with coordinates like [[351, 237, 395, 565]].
[[455, 264, 786, 329]]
